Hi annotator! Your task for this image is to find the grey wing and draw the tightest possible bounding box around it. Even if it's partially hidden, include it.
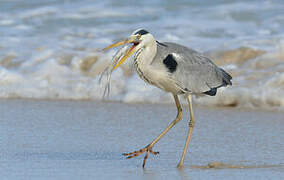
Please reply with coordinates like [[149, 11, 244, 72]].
[[159, 42, 232, 95]]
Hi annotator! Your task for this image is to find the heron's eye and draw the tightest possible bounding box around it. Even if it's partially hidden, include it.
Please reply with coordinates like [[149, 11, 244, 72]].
[[137, 34, 142, 39]]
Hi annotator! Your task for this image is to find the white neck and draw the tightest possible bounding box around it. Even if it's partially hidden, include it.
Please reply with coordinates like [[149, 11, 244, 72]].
[[135, 40, 157, 66]]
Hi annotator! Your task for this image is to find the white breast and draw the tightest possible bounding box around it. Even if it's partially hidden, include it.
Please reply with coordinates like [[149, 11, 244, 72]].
[[134, 50, 182, 94]]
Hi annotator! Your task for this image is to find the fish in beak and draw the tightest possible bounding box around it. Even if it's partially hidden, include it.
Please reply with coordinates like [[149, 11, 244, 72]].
[[103, 35, 140, 70]]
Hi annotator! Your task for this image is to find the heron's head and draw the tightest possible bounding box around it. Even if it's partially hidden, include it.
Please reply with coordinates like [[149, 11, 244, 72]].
[[104, 29, 155, 70]]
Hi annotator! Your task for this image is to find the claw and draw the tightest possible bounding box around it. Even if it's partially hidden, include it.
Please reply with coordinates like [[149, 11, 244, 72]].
[[122, 145, 159, 167], [142, 151, 149, 168]]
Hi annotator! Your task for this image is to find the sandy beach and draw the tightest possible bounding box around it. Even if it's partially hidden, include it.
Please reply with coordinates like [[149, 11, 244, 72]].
[[0, 99, 283, 180]]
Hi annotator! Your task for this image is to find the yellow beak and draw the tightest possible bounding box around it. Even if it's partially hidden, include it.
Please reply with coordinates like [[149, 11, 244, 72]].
[[104, 36, 139, 70]]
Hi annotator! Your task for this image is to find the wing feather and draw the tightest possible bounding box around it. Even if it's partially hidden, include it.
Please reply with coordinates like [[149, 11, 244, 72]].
[[154, 42, 232, 94]]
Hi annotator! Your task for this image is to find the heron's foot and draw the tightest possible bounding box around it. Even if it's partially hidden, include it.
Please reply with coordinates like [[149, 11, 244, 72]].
[[177, 162, 184, 169], [122, 145, 159, 168]]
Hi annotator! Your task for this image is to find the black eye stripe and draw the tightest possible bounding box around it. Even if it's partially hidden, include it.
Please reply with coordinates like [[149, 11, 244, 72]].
[[134, 29, 149, 35]]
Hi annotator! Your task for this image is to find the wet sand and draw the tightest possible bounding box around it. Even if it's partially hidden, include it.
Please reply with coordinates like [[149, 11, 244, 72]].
[[0, 99, 283, 180]]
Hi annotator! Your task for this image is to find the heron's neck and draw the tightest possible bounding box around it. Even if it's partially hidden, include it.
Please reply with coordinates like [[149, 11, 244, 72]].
[[135, 40, 157, 66], [134, 40, 157, 85]]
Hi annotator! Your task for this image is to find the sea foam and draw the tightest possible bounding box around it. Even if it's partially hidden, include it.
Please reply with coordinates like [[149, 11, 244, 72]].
[[0, 0, 284, 110]]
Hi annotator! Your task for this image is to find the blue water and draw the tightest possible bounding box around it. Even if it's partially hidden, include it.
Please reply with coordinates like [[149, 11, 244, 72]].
[[1, 0, 284, 54], [0, 0, 283, 109]]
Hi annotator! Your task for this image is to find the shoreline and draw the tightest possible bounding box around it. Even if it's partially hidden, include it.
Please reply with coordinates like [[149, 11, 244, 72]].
[[0, 98, 283, 113]]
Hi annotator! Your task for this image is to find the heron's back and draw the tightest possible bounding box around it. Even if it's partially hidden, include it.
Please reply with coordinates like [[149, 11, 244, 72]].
[[152, 42, 232, 95]]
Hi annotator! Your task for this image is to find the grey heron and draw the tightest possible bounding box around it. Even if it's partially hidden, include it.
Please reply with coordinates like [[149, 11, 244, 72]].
[[103, 29, 232, 168]]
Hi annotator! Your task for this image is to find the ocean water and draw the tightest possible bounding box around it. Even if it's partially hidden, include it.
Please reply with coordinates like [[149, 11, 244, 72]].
[[0, 0, 284, 109]]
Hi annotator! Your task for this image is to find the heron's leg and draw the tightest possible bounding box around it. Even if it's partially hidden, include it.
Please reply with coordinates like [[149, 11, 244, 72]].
[[177, 94, 195, 168], [123, 94, 183, 168]]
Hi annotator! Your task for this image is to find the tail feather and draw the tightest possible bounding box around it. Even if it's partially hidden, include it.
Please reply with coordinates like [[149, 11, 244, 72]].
[[220, 68, 232, 86], [203, 68, 232, 96]]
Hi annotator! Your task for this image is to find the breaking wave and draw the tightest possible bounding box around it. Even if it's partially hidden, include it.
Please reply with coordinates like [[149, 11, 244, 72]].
[[0, 0, 284, 110]]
